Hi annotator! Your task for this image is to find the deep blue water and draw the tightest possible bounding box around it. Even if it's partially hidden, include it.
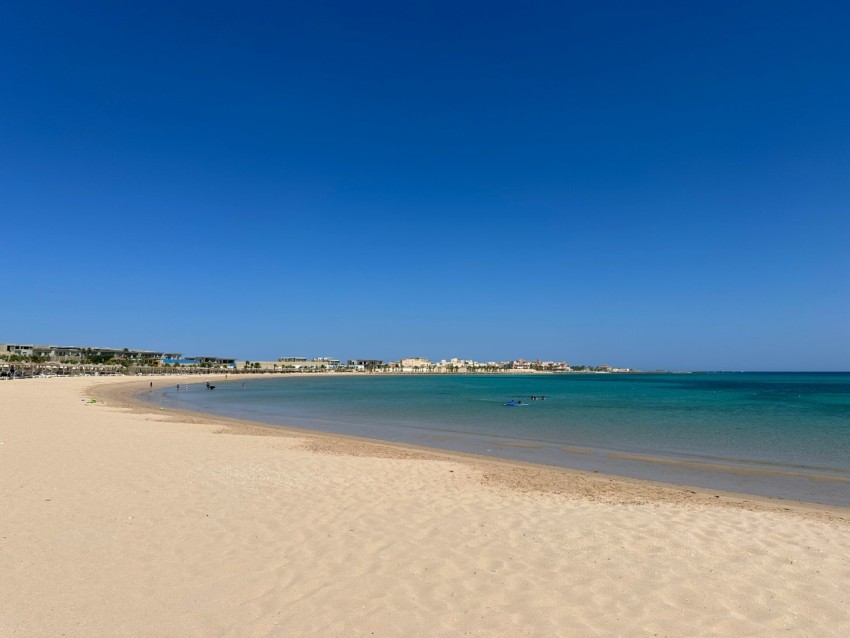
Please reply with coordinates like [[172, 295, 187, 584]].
[[149, 373, 850, 507]]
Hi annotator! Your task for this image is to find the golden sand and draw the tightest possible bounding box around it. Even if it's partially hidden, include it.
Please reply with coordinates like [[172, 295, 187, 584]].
[[1, 375, 848, 637]]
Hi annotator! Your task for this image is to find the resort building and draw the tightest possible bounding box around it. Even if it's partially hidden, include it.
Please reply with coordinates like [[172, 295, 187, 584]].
[[192, 356, 237, 367], [162, 356, 236, 368], [436, 358, 475, 372], [3, 341, 623, 376], [347, 359, 384, 369], [236, 360, 282, 371], [0, 343, 167, 362], [234, 357, 339, 371], [2, 342, 237, 369], [399, 357, 432, 372], [271, 357, 341, 370]]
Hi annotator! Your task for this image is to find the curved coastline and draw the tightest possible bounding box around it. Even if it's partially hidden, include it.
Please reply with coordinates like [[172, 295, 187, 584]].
[[5, 373, 850, 636], [97, 374, 850, 519]]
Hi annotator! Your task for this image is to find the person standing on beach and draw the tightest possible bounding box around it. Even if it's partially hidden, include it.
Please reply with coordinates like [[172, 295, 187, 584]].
[[150, 381, 153, 390]]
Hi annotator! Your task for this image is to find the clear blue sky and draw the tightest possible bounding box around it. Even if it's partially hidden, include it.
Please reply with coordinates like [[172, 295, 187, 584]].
[[2, 1, 848, 370]]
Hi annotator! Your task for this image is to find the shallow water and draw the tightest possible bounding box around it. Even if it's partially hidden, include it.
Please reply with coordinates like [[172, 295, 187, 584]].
[[149, 373, 850, 507]]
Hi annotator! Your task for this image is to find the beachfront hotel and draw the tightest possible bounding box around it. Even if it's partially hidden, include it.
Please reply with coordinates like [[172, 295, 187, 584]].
[[0, 343, 171, 361], [0, 343, 236, 368], [2, 342, 629, 376]]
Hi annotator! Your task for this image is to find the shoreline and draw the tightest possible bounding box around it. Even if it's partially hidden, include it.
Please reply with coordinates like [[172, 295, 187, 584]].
[[4, 374, 850, 636], [99, 374, 850, 522]]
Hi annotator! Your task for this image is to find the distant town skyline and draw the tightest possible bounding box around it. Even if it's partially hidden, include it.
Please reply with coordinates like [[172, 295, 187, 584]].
[[2, 2, 848, 371], [0, 341, 624, 373]]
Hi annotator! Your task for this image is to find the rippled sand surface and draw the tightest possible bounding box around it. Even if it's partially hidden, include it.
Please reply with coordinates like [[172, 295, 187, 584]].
[[1, 376, 848, 637]]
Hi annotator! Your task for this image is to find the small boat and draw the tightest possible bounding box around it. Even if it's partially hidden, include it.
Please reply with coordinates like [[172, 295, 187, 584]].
[[503, 400, 526, 407]]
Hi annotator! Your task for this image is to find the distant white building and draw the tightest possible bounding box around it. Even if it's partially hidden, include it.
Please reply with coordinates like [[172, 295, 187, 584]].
[[436, 358, 474, 372], [348, 359, 384, 370], [272, 356, 340, 370], [400, 357, 432, 372]]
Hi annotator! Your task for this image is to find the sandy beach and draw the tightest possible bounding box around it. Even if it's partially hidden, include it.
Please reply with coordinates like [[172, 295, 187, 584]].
[[1, 375, 849, 637]]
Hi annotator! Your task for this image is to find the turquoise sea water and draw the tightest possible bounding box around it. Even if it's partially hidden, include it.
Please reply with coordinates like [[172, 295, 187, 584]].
[[151, 373, 850, 507]]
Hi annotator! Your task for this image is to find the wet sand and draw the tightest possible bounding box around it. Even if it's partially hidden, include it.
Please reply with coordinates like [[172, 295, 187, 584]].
[[1, 375, 849, 637]]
